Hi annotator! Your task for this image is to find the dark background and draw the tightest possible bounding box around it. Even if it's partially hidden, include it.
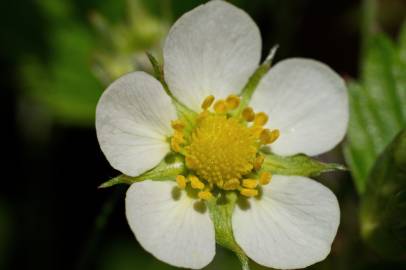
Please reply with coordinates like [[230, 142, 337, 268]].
[[1, 0, 405, 269]]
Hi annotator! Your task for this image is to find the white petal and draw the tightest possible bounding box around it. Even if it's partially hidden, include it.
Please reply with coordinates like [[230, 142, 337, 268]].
[[126, 180, 216, 269], [250, 58, 349, 156], [96, 72, 177, 176], [232, 175, 340, 269], [164, 0, 261, 111]]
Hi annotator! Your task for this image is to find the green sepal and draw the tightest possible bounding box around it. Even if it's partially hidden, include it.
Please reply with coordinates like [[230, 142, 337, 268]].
[[360, 129, 406, 259], [99, 153, 185, 188], [146, 52, 196, 130], [262, 152, 346, 177], [207, 192, 250, 270], [235, 46, 278, 116]]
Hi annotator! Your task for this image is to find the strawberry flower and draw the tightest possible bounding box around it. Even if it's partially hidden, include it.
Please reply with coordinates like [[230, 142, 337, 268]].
[[96, 1, 348, 269]]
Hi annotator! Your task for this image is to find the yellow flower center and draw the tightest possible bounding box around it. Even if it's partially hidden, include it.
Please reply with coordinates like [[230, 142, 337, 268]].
[[170, 95, 279, 200], [185, 114, 257, 186]]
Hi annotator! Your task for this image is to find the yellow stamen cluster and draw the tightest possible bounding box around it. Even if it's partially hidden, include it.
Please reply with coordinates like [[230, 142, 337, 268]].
[[170, 94, 279, 200]]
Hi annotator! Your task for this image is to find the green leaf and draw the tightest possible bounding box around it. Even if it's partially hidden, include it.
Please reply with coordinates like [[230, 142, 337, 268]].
[[262, 153, 346, 177], [99, 153, 185, 188], [207, 192, 250, 270], [344, 26, 406, 194], [360, 129, 406, 258]]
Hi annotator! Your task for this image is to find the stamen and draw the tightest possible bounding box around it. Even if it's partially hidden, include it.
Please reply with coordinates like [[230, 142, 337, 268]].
[[242, 107, 255, 122], [173, 130, 185, 144], [254, 112, 268, 126], [189, 175, 205, 190], [254, 155, 265, 170], [171, 138, 181, 152], [213, 100, 228, 114], [201, 95, 215, 110], [171, 120, 185, 131], [260, 129, 280, 144], [259, 171, 271, 185], [198, 191, 213, 200], [250, 125, 264, 138], [185, 156, 198, 169], [225, 95, 240, 110], [196, 110, 209, 124], [242, 178, 258, 189], [176, 175, 187, 189], [223, 178, 240, 190], [240, 188, 258, 197]]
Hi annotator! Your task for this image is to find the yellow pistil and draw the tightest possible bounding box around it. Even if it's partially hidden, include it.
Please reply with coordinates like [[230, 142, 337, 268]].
[[198, 190, 213, 201], [225, 95, 240, 110], [185, 114, 256, 185], [242, 178, 258, 189], [242, 107, 255, 122], [240, 188, 258, 197], [254, 112, 268, 126], [259, 171, 272, 185], [176, 175, 187, 189], [213, 99, 228, 114], [189, 175, 205, 190], [201, 95, 215, 110]]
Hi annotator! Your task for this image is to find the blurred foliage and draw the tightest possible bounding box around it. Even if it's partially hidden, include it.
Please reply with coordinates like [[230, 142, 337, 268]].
[[344, 0, 406, 260], [91, 0, 169, 85], [344, 20, 406, 194], [360, 130, 406, 258], [18, 0, 168, 127], [0, 202, 12, 269]]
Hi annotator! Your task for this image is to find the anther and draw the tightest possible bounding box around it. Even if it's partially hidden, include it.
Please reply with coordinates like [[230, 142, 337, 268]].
[[254, 112, 269, 126], [185, 156, 198, 169], [171, 120, 185, 131], [201, 95, 215, 110], [242, 178, 258, 189], [254, 155, 265, 170], [171, 138, 181, 152], [240, 188, 258, 197], [260, 129, 279, 144], [198, 191, 213, 201], [176, 175, 187, 189], [189, 175, 205, 190], [213, 100, 228, 114], [259, 171, 271, 185], [242, 107, 255, 122], [223, 178, 240, 190], [173, 130, 185, 144], [225, 95, 240, 110]]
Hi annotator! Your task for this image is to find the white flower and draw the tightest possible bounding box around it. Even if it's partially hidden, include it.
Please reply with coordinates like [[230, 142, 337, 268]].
[[96, 1, 348, 269]]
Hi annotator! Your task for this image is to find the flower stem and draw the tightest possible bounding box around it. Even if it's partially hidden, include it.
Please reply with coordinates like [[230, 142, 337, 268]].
[[236, 252, 250, 270]]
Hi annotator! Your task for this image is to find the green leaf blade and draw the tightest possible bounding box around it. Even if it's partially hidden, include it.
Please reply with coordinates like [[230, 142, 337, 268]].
[[360, 129, 406, 258]]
